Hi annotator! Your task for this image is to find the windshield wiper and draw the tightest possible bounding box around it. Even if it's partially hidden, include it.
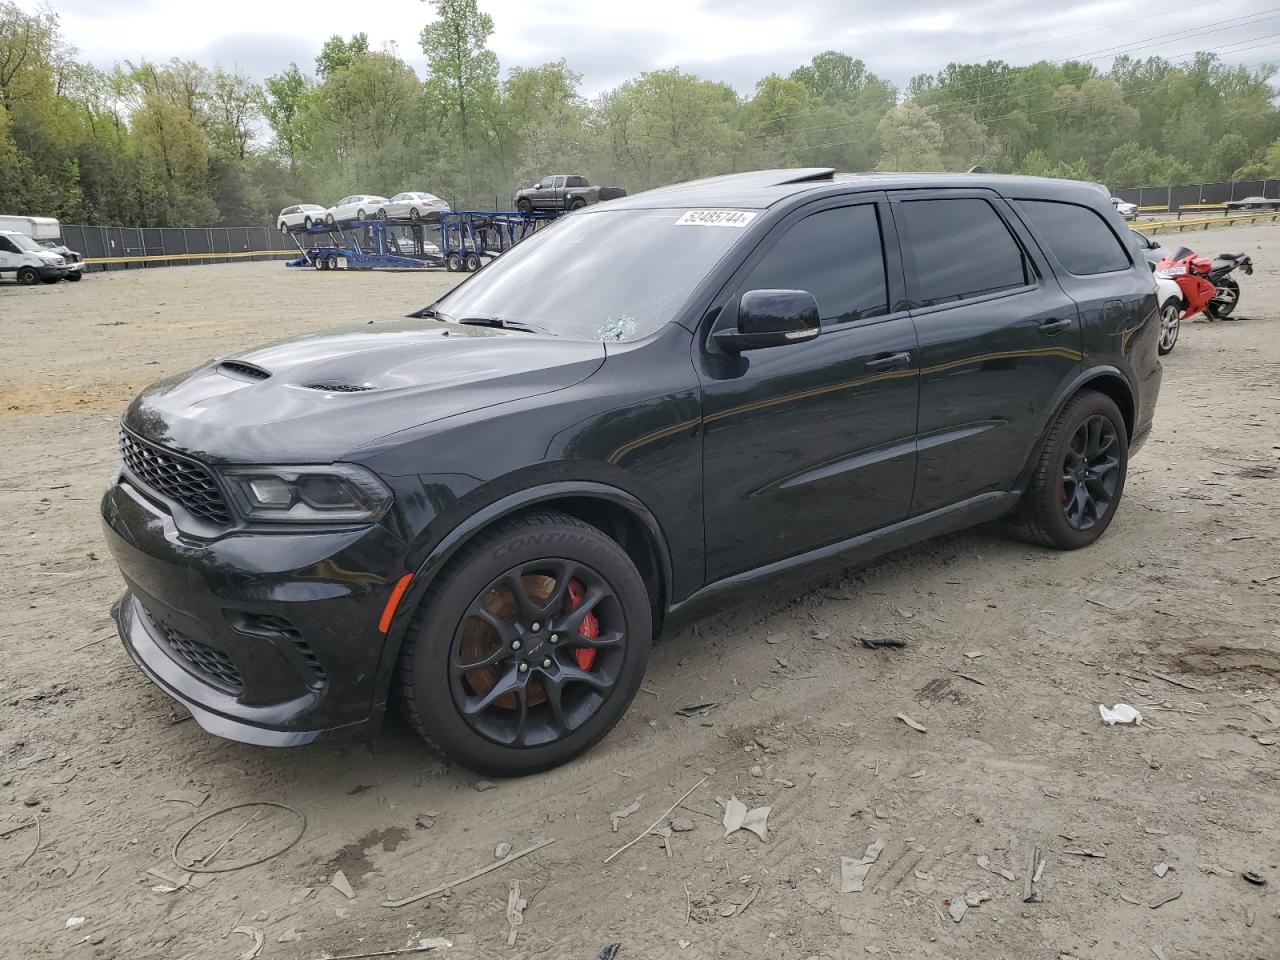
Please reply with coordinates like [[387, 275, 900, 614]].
[[457, 317, 545, 334]]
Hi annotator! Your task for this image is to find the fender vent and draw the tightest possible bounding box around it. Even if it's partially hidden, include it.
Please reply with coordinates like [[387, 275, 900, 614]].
[[304, 382, 374, 393], [219, 360, 270, 381]]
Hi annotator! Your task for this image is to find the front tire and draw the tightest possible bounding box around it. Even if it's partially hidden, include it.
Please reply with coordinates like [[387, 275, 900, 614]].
[[304, 216, 314, 230], [410, 207, 420, 222], [1011, 390, 1128, 550], [1206, 277, 1239, 319], [17, 267, 39, 285], [397, 512, 652, 776], [517, 199, 533, 217], [357, 208, 367, 221], [279, 222, 289, 235], [1158, 301, 1181, 355], [66, 271, 82, 282]]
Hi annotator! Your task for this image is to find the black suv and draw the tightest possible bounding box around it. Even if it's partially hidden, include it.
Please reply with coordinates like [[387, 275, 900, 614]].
[[102, 169, 1161, 775]]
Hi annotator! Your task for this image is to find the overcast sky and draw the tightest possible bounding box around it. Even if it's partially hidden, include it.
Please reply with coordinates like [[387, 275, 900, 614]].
[[22, 0, 1280, 95]]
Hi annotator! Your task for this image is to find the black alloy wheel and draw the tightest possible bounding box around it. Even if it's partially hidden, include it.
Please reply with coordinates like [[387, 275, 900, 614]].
[[1011, 389, 1128, 549], [448, 559, 626, 748], [1060, 414, 1121, 532], [397, 512, 651, 776]]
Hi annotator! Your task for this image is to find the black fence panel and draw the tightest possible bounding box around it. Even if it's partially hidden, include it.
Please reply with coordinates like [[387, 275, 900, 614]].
[[58, 223, 297, 271], [1115, 178, 1280, 212]]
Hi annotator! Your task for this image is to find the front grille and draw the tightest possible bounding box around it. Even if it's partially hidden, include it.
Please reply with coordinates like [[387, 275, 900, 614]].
[[144, 608, 243, 692], [120, 431, 233, 526]]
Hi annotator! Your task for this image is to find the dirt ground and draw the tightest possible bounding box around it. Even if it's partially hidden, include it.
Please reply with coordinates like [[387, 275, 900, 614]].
[[0, 233, 1277, 960]]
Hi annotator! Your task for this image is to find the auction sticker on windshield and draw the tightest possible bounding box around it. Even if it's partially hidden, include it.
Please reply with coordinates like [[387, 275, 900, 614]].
[[675, 210, 757, 227]]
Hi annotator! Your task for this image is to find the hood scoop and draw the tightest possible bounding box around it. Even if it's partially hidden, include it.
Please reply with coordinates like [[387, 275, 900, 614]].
[[303, 381, 376, 393], [219, 360, 271, 381]]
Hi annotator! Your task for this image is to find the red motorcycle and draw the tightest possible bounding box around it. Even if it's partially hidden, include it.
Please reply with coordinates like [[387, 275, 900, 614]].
[[1155, 245, 1253, 320]]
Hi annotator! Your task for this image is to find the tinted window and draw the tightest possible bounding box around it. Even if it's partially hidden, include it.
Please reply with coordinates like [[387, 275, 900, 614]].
[[0, 236, 16, 253], [433, 208, 754, 341], [900, 198, 1029, 307], [1016, 200, 1131, 275], [568, 176, 588, 187], [742, 205, 888, 326]]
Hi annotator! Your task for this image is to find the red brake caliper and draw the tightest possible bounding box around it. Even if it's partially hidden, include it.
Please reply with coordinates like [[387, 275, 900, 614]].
[[564, 578, 598, 671]]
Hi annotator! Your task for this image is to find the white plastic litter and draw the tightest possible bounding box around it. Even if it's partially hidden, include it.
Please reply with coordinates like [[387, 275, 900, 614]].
[[1099, 703, 1143, 725]]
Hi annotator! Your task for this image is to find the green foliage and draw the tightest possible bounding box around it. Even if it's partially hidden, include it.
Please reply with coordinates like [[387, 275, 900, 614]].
[[2, 1, 1277, 228]]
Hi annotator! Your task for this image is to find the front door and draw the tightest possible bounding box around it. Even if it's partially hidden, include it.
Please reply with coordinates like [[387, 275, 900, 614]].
[[890, 191, 1083, 515], [699, 197, 921, 582]]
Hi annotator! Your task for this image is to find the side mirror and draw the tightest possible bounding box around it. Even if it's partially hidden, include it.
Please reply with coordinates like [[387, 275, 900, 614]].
[[713, 289, 820, 353]]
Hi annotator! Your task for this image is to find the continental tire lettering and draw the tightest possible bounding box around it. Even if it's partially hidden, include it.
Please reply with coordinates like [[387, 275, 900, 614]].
[[492, 531, 592, 561]]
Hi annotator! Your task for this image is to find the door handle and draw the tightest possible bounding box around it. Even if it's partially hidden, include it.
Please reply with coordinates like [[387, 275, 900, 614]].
[[1039, 317, 1073, 336], [865, 351, 912, 371]]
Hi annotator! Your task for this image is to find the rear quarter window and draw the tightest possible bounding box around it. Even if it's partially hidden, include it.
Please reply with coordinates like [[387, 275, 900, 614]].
[[1014, 199, 1132, 275]]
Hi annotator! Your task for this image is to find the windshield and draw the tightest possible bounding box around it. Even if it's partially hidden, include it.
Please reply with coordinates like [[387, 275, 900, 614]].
[[10, 233, 43, 252], [431, 208, 758, 341]]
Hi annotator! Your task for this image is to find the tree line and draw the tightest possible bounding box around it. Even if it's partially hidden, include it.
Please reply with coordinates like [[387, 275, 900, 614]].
[[2, 0, 1278, 227]]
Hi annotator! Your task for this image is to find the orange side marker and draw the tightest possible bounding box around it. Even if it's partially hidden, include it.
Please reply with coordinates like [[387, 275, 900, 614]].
[[378, 573, 414, 634]]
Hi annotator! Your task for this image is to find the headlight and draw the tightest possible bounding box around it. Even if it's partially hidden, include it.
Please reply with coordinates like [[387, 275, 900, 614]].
[[221, 464, 392, 523]]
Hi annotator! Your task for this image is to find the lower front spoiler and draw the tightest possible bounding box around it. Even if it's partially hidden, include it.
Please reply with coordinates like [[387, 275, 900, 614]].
[[113, 591, 373, 747]]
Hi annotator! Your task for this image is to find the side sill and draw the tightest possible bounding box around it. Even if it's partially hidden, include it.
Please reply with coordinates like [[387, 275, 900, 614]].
[[663, 490, 1020, 633]]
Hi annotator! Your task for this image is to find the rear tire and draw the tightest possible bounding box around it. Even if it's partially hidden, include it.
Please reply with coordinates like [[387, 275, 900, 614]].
[[463, 252, 481, 272], [1205, 277, 1239, 319], [446, 253, 461, 272], [397, 511, 652, 776], [410, 207, 420, 222], [1010, 390, 1128, 550], [570, 197, 587, 210], [304, 216, 314, 230]]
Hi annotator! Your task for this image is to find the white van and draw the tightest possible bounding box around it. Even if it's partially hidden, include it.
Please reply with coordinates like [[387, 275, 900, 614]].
[[0, 228, 70, 284], [0, 215, 84, 281]]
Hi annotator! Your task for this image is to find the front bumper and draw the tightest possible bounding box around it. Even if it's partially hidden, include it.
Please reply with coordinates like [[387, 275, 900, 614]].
[[37, 264, 67, 280], [102, 476, 411, 745]]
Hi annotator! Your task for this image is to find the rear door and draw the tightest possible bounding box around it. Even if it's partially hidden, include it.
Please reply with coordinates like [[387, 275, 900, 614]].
[[699, 195, 921, 580], [890, 190, 1083, 515]]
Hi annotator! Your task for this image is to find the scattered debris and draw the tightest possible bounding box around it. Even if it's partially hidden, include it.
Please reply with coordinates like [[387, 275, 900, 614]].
[[505, 880, 527, 946], [840, 839, 885, 893], [675, 703, 718, 718], [66, 917, 86, 929], [384, 838, 558, 908], [963, 651, 984, 661], [947, 897, 967, 923], [161, 789, 208, 808], [749, 765, 763, 778], [670, 817, 696, 833], [1149, 671, 1205, 693], [595, 945, 620, 960], [965, 891, 991, 907], [1150, 946, 1168, 960], [494, 842, 512, 860], [474, 780, 497, 792], [171, 801, 306, 874], [1242, 870, 1266, 886], [652, 825, 673, 858], [909, 769, 926, 779], [1061, 848, 1106, 859], [735, 884, 761, 917], [722, 797, 771, 842], [233, 926, 264, 960], [19, 815, 40, 867], [1119, 893, 1143, 905], [1022, 847, 1043, 903], [1149, 889, 1182, 909], [976, 855, 1016, 882], [604, 776, 708, 864], [1153, 863, 1169, 878], [0, 820, 34, 840], [953, 672, 988, 686], [330, 869, 355, 900], [1198, 863, 1233, 877], [610, 796, 643, 832], [860, 636, 907, 649], [1099, 704, 1143, 726], [277, 929, 302, 943], [313, 942, 453, 960], [895, 713, 927, 733]]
